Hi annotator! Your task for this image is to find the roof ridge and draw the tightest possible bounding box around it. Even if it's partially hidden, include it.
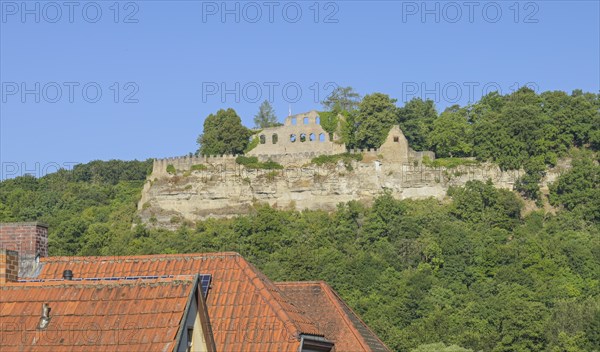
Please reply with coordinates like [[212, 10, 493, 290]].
[[236, 258, 320, 339], [322, 283, 391, 351], [274, 280, 327, 286], [3, 276, 197, 288], [318, 282, 371, 351], [274, 281, 370, 350], [0, 221, 48, 227], [40, 252, 241, 263], [275, 281, 391, 351]]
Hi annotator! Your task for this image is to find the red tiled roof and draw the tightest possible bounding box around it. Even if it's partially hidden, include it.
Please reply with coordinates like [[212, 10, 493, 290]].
[[37, 253, 321, 351], [275, 281, 392, 352], [0, 277, 197, 352]]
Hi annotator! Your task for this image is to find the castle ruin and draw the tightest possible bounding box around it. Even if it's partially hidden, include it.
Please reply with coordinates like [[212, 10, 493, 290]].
[[248, 110, 346, 156], [139, 110, 569, 228], [151, 110, 434, 178]]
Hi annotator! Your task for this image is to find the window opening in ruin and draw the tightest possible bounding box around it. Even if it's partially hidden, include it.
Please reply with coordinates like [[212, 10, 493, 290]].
[[316, 116, 320, 125], [319, 133, 325, 142], [290, 134, 297, 143], [300, 133, 307, 142], [291, 118, 297, 125], [309, 133, 315, 142], [260, 135, 266, 144], [272, 134, 278, 144], [303, 117, 309, 124], [393, 136, 399, 142]]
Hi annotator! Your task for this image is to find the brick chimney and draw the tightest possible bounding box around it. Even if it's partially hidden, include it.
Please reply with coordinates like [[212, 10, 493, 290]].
[[0, 249, 19, 284], [0, 222, 48, 258], [0, 222, 48, 278]]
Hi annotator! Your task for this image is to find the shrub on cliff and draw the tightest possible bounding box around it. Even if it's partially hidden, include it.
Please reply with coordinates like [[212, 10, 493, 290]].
[[166, 164, 176, 175], [190, 164, 207, 171], [311, 153, 362, 170], [235, 156, 283, 170], [422, 156, 478, 168]]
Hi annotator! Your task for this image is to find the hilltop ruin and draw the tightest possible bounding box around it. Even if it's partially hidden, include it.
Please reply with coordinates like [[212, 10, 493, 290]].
[[138, 111, 568, 228]]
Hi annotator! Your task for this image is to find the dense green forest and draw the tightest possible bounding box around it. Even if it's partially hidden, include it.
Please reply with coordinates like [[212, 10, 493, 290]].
[[1, 89, 599, 351], [200, 88, 599, 169], [199, 87, 598, 204]]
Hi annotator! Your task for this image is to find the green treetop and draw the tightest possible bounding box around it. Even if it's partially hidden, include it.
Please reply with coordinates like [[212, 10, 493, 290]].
[[197, 108, 251, 156], [321, 86, 361, 112], [397, 97, 438, 151], [354, 93, 398, 149], [253, 100, 280, 128]]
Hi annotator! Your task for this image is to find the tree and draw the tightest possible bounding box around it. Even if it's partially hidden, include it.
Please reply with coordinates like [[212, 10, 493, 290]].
[[448, 180, 522, 230], [549, 151, 599, 221], [355, 93, 398, 149], [321, 86, 361, 112], [542, 91, 599, 151], [472, 87, 547, 170], [514, 156, 546, 203], [253, 100, 279, 128], [429, 105, 473, 157], [2, 88, 599, 352], [397, 98, 438, 151], [361, 193, 407, 244], [197, 109, 252, 156]]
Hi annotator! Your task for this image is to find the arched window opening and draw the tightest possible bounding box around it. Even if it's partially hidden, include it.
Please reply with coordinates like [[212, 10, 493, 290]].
[[259, 135, 266, 144], [309, 133, 316, 142], [303, 117, 309, 125], [316, 116, 320, 125], [290, 134, 297, 143], [272, 134, 278, 144], [300, 133, 307, 142], [319, 133, 326, 142]]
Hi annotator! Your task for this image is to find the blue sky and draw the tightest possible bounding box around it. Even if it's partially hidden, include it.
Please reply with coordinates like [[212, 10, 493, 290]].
[[1, 0, 599, 179]]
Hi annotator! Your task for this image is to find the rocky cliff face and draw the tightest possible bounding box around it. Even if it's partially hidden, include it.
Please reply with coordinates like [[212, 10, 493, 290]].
[[138, 158, 570, 229]]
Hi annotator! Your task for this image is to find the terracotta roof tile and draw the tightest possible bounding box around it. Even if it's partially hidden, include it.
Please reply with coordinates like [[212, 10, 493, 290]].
[[37, 253, 320, 351], [276, 281, 392, 352], [0, 277, 197, 351]]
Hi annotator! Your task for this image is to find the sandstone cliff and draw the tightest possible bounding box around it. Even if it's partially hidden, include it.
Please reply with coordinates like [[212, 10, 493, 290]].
[[138, 157, 570, 229]]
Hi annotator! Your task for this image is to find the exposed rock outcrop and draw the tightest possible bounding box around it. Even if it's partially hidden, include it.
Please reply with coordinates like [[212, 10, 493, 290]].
[[138, 158, 570, 229]]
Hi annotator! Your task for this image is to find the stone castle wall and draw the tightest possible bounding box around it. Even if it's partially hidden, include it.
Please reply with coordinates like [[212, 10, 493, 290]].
[[153, 155, 239, 177], [152, 148, 386, 177]]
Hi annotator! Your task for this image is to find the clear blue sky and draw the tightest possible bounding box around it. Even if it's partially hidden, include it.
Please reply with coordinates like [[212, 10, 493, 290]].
[[1, 0, 598, 179]]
